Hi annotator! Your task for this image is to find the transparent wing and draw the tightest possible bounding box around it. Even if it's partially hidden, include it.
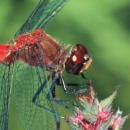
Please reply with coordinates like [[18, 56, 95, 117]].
[[15, 0, 69, 37], [0, 64, 13, 130], [13, 44, 59, 130], [12, 0, 70, 129]]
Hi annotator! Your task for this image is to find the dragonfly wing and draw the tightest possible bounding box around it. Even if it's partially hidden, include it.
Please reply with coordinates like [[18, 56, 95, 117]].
[[13, 44, 60, 130], [0, 64, 13, 130], [15, 0, 69, 37]]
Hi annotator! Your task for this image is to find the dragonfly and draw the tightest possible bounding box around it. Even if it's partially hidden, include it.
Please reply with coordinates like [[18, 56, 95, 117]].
[[0, 0, 92, 130]]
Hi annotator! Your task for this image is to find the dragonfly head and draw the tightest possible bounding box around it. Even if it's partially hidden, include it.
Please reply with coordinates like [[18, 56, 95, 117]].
[[65, 44, 92, 75]]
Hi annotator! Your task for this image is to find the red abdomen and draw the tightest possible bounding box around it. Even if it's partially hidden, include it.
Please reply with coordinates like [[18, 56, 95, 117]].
[[0, 45, 9, 63], [0, 44, 15, 64]]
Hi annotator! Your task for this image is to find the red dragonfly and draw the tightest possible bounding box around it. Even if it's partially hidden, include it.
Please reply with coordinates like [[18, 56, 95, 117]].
[[0, 0, 92, 130]]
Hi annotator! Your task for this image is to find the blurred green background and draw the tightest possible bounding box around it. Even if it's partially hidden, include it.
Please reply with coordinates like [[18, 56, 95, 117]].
[[0, 0, 130, 130]]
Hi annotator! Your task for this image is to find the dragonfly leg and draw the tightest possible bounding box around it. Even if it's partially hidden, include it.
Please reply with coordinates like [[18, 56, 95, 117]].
[[81, 73, 89, 81], [60, 74, 88, 94], [57, 73, 92, 88], [32, 75, 75, 130], [47, 76, 77, 115], [32, 73, 65, 118], [57, 81, 90, 87], [57, 73, 91, 87], [81, 73, 93, 85]]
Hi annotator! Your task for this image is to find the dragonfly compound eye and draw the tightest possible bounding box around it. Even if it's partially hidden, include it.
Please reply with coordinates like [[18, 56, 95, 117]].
[[71, 51, 84, 64], [65, 44, 92, 75]]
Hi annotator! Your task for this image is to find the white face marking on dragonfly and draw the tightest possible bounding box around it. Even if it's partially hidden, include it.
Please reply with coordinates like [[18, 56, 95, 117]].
[[72, 55, 77, 62]]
